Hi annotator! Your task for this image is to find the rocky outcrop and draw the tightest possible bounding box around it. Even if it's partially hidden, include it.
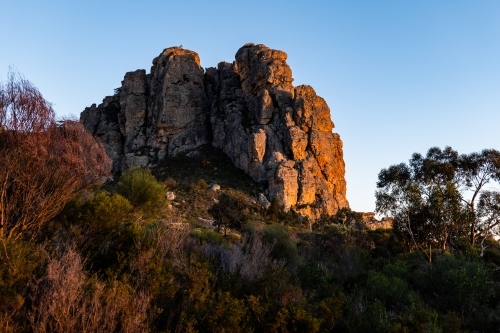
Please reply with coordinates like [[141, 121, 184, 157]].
[[361, 213, 393, 230], [81, 43, 348, 220], [81, 47, 209, 171], [80, 96, 123, 171]]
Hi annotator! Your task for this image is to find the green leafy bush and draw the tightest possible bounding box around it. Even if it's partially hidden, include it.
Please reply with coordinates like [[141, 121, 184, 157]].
[[83, 191, 132, 229], [298, 260, 325, 289], [191, 228, 225, 245], [116, 168, 166, 212], [428, 256, 493, 320], [364, 270, 417, 309], [262, 224, 298, 262], [0, 237, 45, 317]]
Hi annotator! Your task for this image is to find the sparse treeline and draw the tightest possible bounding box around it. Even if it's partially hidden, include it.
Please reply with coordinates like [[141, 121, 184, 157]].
[[1, 73, 500, 332]]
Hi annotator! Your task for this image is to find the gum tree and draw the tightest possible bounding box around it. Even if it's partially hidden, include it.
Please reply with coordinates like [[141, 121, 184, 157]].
[[376, 146, 500, 251]]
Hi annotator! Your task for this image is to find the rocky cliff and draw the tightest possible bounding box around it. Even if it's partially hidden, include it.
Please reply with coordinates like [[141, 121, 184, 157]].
[[80, 43, 348, 219]]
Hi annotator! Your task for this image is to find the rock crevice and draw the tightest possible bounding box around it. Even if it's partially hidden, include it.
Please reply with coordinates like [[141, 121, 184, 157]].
[[80, 43, 348, 219]]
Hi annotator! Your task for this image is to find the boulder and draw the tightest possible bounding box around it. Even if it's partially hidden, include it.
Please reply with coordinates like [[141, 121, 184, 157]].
[[258, 193, 271, 209], [197, 217, 215, 229], [209, 184, 221, 191]]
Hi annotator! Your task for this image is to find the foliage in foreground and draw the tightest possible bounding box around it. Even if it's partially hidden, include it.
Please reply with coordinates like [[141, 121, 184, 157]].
[[1, 77, 500, 333], [1, 167, 500, 332]]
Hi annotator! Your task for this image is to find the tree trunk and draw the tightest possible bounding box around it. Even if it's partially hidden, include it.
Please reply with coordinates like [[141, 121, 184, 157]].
[[470, 224, 476, 246]]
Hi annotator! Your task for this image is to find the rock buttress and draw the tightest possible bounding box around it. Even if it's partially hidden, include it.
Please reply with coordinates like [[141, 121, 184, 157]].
[[81, 47, 209, 171], [205, 43, 348, 219]]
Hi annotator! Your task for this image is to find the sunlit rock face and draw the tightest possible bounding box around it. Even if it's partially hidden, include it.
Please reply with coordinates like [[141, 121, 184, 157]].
[[81, 43, 348, 220]]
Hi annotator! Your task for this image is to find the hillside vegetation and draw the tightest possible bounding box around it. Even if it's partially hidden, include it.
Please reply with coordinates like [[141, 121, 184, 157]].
[[2, 148, 500, 332], [2, 72, 500, 333]]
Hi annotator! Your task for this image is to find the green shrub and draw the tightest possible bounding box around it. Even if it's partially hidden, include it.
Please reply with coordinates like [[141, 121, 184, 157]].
[[205, 291, 247, 332], [209, 190, 251, 230], [381, 262, 411, 281], [440, 312, 463, 333], [314, 207, 363, 230], [483, 248, 500, 266], [390, 303, 441, 333], [50, 191, 135, 272], [267, 198, 305, 227], [262, 224, 298, 262], [345, 295, 390, 333], [83, 191, 132, 229], [191, 228, 225, 245], [428, 256, 494, 320], [116, 168, 166, 212], [0, 237, 44, 316], [298, 260, 324, 289], [364, 270, 417, 309]]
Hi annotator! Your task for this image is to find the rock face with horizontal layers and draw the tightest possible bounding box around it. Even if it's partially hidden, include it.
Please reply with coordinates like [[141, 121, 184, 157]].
[[81, 43, 348, 220]]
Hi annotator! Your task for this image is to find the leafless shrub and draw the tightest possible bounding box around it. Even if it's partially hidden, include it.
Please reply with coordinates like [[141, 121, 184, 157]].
[[164, 177, 178, 188], [220, 244, 244, 274], [0, 69, 55, 133], [239, 233, 274, 281], [29, 244, 151, 333], [0, 312, 21, 333], [156, 218, 192, 266], [130, 217, 192, 287], [198, 242, 243, 276], [199, 233, 274, 281], [29, 245, 88, 332], [0, 70, 111, 240]]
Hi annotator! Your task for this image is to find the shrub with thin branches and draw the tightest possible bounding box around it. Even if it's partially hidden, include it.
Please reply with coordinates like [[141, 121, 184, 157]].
[[0, 70, 111, 239], [29, 244, 151, 333]]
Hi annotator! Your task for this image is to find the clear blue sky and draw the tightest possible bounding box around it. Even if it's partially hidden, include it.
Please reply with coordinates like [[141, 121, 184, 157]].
[[2, 1, 499, 212]]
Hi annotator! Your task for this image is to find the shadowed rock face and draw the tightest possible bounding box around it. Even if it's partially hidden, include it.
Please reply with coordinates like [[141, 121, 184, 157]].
[[81, 47, 209, 171], [80, 43, 348, 219]]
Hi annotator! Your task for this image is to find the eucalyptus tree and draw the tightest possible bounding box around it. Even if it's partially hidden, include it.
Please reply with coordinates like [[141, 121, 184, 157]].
[[457, 149, 500, 245], [376, 146, 500, 252]]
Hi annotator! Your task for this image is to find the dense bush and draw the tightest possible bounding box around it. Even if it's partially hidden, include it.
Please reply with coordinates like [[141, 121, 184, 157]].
[[209, 189, 254, 230], [0, 236, 45, 327], [116, 168, 166, 212], [0, 71, 111, 240]]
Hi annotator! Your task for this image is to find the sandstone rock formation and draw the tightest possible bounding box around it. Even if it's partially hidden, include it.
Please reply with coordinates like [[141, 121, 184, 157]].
[[361, 213, 393, 230], [81, 43, 348, 220], [81, 48, 209, 171]]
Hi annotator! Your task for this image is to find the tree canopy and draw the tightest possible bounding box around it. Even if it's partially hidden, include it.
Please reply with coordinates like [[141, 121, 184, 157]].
[[376, 146, 500, 252]]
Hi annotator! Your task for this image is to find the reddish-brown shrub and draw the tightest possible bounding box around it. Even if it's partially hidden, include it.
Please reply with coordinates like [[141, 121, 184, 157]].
[[29, 245, 151, 333], [0, 70, 111, 239]]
